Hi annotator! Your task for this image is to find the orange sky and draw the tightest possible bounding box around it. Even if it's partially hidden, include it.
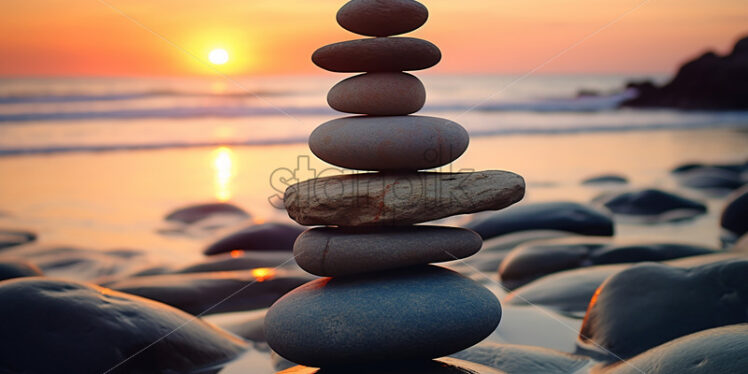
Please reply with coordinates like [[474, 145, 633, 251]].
[[1, 0, 746, 76]]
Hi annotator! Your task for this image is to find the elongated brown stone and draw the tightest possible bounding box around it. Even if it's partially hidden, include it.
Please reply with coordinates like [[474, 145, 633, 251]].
[[312, 37, 441, 73], [284, 171, 526, 226]]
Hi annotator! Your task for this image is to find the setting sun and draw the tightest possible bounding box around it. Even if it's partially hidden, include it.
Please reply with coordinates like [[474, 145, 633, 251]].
[[208, 48, 229, 65]]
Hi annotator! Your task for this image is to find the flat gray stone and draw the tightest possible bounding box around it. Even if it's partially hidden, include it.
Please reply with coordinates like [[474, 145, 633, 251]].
[[309, 116, 469, 171], [294, 226, 482, 276], [337, 0, 429, 37], [284, 171, 525, 226], [328, 73, 426, 115], [312, 37, 441, 72], [265, 265, 501, 367]]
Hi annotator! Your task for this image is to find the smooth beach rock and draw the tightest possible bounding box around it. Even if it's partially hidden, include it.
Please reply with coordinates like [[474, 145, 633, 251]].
[[602, 325, 748, 374], [505, 264, 628, 318], [578, 258, 748, 359], [284, 171, 525, 227], [337, 0, 429, 37], [294, 226, 482, 276], [164, 202, 249, 224], [0, 229, 36, 250], [107, 269, 312, 315], [594, 189, 707, 222], [675, 166, 743, 194], [0, 260, 43, 281], [581, 174, 628, 185], [0, 278, 246, 373], [327, 73, 426, 115], [312, 37, 441, 72], [451, 342, 591, 374], [204, 223, 305, 255], [279, 358, 506, 374], [499, 241, 713, 289], [175, 250, 295, 274], [265, 265, 501, 367], [309, 116, 469, 171], [672, 161, 747, 175], [721, 186, 748, 238], [465, 202, 614, 240]]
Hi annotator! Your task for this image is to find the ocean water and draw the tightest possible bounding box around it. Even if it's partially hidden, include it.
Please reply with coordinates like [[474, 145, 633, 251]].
[[2, 74, 748, 155], [0, 75, 747, 263]]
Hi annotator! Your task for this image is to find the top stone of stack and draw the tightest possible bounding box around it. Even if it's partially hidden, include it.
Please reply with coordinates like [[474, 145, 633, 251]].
[[337, 0, 429, 37]]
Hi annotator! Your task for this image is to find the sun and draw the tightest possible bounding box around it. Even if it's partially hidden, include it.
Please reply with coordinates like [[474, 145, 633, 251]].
[[209, 49, 229, 65]]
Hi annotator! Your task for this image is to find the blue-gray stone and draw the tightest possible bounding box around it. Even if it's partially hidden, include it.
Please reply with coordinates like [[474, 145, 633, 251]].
[[164, 202, 249, 224], [594, 189, 707, 222], [578, 258, 748, 359], [0, 260, 43, 281], [581, 174, 628, 185], [204, 223, 305, 255], [721, 186, 748, 239], [0, 278, 246, 373], [265, 265, 501, 367], [465, 202, 614, 240], [603, 325, 748, 374]]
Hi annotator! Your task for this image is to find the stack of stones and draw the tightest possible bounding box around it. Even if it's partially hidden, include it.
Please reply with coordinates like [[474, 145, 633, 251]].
[[265, 0, 526, 372]]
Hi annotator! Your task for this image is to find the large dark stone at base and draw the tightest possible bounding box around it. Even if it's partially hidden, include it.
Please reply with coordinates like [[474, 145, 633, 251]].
[[265, 266, 501, 367], [465, 202, 614, 240], [578, 258, 748, 359], [603, 325, 748, 374], [278, 358, 506, 374], [0, 278, 246, 373]]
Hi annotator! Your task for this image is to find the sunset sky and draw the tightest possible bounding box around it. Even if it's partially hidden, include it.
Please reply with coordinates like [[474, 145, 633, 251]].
[[2, 0, 747, 76]]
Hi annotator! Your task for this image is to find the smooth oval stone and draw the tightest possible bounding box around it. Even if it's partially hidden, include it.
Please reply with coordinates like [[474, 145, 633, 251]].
[[164, 202, 249, 224], [499, 241, 713, 289], [465, 202, 614, 240], [310, 116, 468, 171], [204, 223, 305, 255], [604, 325, 748, 374], [337, 0, 429, 37], [107, 269, 312, 315], [312, 37, 441, 72], [265, 265, 501, 367], [721, 186, 748, 238], [578, 258, 748, 359], [284, 171, 525, 227], [328, 73, 426, 115], [0, 260, 43, 281], [279, 358, 506, 374], [581, 174, 628, 185], [0, 278, 246, 373], [451, 342, 591, 374], [593, 189, 707, 222], [0, 229, 36, 250], [294, 226, 482, 276]]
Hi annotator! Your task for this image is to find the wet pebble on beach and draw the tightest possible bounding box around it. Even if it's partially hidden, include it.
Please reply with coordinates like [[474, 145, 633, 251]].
[[593, 188, 707, 223], [0, 260, 43, 281], [204, 222, 305, 255]]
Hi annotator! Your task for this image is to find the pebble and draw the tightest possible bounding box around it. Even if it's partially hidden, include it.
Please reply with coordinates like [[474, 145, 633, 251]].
[[284, 171, 525, 226], [337, 0, 429, 37], [0, 229, 36, 250], [164, 202, 249, 224], [294, 226, 482, 276], [328, 73, 426, 115], [265, 265, 501, 367], [204, 223, 305, 255], [309, 115, 469, 171], [593, 189, 707, 222], [312, 37, 441, 72], [0, 278, 246, 373], [721, 185, 748, 239], [106, 269, 313, 315], [581, 174, 628, 185], [465, 202, 614, 240], [602, 325, 748, 374], [578, 258, 748, 359], [0, 260, 43, 281]]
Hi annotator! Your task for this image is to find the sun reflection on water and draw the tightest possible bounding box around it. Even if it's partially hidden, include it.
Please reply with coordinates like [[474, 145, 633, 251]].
[[212, 146, 236, 202]]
